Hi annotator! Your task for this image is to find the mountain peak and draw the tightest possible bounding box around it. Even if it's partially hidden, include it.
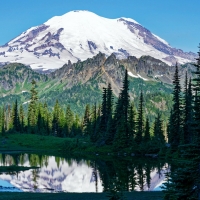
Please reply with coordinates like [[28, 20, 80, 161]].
[[0, 10, 196, 70]]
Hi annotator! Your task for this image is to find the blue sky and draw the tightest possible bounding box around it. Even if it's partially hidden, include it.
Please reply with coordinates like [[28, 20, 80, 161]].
[[0, 0, 199, 52]]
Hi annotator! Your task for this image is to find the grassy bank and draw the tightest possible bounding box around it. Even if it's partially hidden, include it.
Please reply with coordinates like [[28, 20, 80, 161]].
[[0, 133, 117, 155], [0, 133, 80, 153], [0, 192, 163, 200], [0, 133, 161, 158]]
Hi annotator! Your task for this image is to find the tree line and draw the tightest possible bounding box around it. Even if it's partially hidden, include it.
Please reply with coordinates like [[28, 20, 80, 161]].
[[164, 46, 200, 199], [0, 69, 168, 154]]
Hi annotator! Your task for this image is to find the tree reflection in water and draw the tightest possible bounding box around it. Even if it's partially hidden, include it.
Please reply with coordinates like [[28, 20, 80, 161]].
[[0, 153, 168, 192]]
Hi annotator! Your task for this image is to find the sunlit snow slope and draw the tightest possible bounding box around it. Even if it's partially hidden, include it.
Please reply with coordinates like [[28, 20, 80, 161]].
[[0, 10, 196, 70]]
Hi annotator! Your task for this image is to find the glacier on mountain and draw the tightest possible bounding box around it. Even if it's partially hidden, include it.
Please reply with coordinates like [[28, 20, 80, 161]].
[[0, 10, 196, 70]]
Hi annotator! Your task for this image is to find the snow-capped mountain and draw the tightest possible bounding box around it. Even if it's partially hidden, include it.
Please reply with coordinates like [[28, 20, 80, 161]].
[[0, 10, 196, 70]]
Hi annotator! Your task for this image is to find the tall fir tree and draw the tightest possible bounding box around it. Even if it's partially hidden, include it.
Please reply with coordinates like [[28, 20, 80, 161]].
[[170, 64, 182, 149], [183, 75, 193, 144], [12, 100, 19, 132], [52, 100, 61, 137], [28, 80, 38, 134], [19, 104, 25, 133], [153, 113, 165, 145], [113, 69, 130, 149], [2, 107, 5, 135], [65, 105, 74, 137], [135, 91, 144, 145], [90, 103, 97, 142], [144, 117, 150, 143], [98, 87, 107, 142], [82, 104, 91, 136], [105, 83, 114, 145], [127, 102, 136, 146], [192, 45, 200, 145]]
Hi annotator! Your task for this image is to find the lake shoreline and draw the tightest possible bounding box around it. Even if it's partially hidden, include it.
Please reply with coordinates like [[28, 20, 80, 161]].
[[0, 133, 162, 159]]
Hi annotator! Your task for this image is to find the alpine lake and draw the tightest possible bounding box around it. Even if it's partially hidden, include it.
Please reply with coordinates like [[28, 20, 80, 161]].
[[0, 152, 168, 193]]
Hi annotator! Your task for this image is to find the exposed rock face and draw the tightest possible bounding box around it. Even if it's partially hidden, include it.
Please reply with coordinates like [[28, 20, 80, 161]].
[[49, 52, 195, 93], [0, 52, 195, 95], [0, 63, 47, 91], [13, 25, 50, 45]]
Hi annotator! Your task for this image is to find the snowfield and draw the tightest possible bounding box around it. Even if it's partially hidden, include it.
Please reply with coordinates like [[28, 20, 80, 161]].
[[0, 10, 195, 70]]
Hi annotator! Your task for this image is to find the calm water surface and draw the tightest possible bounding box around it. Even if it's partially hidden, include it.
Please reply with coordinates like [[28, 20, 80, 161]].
[[0, 153, 169, 192]]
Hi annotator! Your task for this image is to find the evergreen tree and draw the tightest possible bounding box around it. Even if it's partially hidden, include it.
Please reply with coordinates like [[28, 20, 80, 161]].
[[12, 100, 19, 132], [128, 102, 136, 146], [72, 114, 81, 136], [153, 113, 165, 145], [183, 75, 193, 144], [58, 108, 65, 137], [113, 69, 130, 149], [144, 117, 150, 143], [192, 46, 200, 145], [52, 100, 61, 137], [167, 110, 173, 144], [2, 107, 5, 135], [113, 114, 127, 150], [113, 69, 130, 150], [170, 64, 182, 149], [97, 87, 107, 142], [28, 80, 38, 134], [164, 46, 200, 199], [90, 103, 97, 142], [43, 102, 50, 135], [82, 104, 91, 136], [135, 91, 144, 145], [105, 84, 114, 145], [65, 105, 74, 137], [19, 104, 25, 133]]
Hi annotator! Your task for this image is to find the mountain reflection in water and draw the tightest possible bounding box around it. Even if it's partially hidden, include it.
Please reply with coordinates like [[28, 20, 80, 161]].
[[0, 153, 168, 192]]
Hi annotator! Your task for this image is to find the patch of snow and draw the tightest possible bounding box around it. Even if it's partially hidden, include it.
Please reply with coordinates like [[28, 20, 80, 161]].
[[155, 74, 163, 78], [119, 17, 140, 25], [128, 71, 138, 78], [152, 34, 169, 46], [137, 74, 148, 81], [22, 100, 30, 105]]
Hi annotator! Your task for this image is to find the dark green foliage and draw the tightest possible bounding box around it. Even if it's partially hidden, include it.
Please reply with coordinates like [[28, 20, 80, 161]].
[[12, 100, 19, 132], [169, 64, 182, 149], [0, 64, 168, 155], [183, 76, 193, 144], [144, 118, 150, 143], [28, 80, 38, 134], [127, 103, 136, 146], [52, 100, 62, 137], [153, 113, 165, 145], [113, 69, 130, 150], [19, 104, 25, 133], [82, 104, 91, 136], [65, 105, 74, 137], [164, 46, 200, 199], [163, 144, 200, 200], [192, 47, 200, 145], [90, 104, 97, 142], [135, 92, 144, 145], [97, 87, 107, 142]]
